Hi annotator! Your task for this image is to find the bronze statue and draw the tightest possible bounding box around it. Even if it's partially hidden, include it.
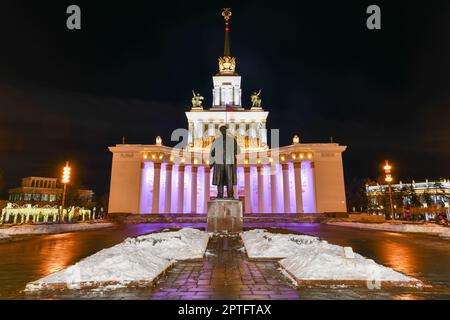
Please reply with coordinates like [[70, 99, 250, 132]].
[[210, 126, 241, 199]]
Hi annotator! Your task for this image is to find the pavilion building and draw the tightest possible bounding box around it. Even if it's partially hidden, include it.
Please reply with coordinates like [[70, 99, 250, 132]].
[[108, 10, 347, 215]]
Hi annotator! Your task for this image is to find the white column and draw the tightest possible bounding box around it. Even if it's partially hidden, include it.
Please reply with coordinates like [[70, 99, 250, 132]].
[[257, 166, 264, 213], [177, 165, 185, 213], [152, 162, 161, 213], [204, 166, 211, 213], [244, 167, 252, 213], [164, 164, 173, 213], [188, 122, 193, 145], [282, 163, 291, 214], [191, 166, 198, 213], [294, 162, 303, 213], [270, 169, 277, 214]]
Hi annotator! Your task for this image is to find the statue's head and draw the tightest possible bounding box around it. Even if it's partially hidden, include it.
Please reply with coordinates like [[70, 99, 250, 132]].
[[219, 125, 227, 136]]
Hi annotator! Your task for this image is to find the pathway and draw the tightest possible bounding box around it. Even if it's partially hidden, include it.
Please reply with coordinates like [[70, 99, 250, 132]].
[[150, 234, 299, 300]]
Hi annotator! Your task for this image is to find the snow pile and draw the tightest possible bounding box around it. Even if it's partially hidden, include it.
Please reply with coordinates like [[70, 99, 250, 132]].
[[440, 230, 450, 238], [25, 228, 209, 291], [0, 233, 11, 240], [0, 222, 114, 236], [242, 229, 417, 283]]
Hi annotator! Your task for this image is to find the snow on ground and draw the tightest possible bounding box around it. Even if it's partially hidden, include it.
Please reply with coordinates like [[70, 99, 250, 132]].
[[0, 233, 10, 240], [0, 222, 115, 236], [440, 230, 450, 238], [25, 228, 209, 291], [326, 221, 449, 236], [241, 229, 418, 283]]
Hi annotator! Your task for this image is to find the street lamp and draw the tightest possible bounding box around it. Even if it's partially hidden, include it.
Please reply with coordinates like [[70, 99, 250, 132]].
[[61, 161, 71, 222], [383, 160, 395, 220]]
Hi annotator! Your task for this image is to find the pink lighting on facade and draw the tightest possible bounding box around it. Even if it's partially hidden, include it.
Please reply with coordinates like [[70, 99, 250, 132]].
[[139, 162, 154, 214], [184, 166, 192, 213], [301, 161, 316, 213]]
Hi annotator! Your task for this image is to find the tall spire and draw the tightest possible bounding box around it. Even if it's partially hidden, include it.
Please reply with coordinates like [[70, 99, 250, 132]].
[[218, 8, 236, 75], [222, 8, 231, 56]]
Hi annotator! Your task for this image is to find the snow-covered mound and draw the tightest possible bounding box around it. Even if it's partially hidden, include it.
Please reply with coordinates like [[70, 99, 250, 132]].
[[25, 228, 209, 291], [241, 229, 417, 283]]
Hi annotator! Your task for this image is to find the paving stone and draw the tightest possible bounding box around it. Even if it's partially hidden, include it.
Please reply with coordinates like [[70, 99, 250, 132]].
[[148, 235, 300, 300]]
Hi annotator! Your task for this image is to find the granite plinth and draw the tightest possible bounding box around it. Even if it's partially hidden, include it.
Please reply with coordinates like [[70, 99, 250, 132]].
[[207, 199, 243, 233]]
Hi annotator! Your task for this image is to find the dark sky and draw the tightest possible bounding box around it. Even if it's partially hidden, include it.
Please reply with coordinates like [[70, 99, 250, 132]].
[[0, 0, 449, 196]]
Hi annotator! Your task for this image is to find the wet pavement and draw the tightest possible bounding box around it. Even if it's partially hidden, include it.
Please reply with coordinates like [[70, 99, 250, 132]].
[[1, 222, 450, 299], [149, 235, 299, 300]]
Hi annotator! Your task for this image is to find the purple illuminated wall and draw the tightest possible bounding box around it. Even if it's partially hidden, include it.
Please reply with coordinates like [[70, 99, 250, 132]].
[[158, 163, 167, 212], [184, 166, 192, 213], [170, 164, 179, 213], [301, 161, 316, 213], [139, 162, 154, 214], [262, 166, 271, 212], [274, 164, 284, 213], [250, 166, 258, 213], [197, 166, 205, 213]]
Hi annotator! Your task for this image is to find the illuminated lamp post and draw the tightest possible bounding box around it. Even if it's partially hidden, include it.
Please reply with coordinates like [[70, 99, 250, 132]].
[[61, 161, 71, 222], [383, 160, 395, 220]]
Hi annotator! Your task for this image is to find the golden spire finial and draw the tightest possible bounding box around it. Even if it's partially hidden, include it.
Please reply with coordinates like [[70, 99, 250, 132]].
[[222, 8, 232, 23], [218, 8, 236, 74]]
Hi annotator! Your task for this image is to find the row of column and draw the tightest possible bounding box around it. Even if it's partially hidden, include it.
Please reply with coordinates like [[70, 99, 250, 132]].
[[148, 162, 307, 214]]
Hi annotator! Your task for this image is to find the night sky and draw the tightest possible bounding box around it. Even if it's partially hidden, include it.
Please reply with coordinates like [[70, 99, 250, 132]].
[[0, 0, 449, 198]]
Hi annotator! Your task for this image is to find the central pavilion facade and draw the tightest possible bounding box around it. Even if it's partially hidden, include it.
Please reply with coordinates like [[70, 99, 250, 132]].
[[108, 10, 347, 215]]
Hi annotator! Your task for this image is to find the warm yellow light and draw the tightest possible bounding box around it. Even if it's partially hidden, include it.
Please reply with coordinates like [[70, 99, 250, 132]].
[[143, 154, 148, 159], [257, 158, 261, 164], [280, 155, 285, 161], [244, 158, 249, 164], [300, 153, 304, 159], [307, 153, 312, 159], [159, 154, 163, 160], [151, 154, 156, 160], [206, 159, 210, 165], [169, 155, 174, 161], [269, 157, 273, 163], [194, 158, 198, 164], [385, 176, 393, 183], [181, 157, 185, 163], [292, 153, 297, 160], [62, 163, 71, 184]]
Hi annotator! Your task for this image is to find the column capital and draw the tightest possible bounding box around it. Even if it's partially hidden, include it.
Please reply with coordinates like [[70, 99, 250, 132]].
[[154, 162, 162, 170], [282, 163, 289, 171], [178, 165, 185, 172], [293, 162, 302, 169], [257, 166, 263, 173], [204, 165, 211, 173], [244, 167, 251, 173], [191, 166, 198, 173], [166, 163, 173, 171]]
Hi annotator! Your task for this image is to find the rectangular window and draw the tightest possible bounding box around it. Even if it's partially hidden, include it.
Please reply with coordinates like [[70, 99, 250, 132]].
[[49, 194, 56, 202], [41, 194, 49, 202]]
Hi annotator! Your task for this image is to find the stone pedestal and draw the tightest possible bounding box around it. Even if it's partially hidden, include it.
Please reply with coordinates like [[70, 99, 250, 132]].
[[207, 199, 243, 233]]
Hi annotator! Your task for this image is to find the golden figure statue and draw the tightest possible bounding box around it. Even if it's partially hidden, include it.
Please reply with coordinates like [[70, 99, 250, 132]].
[[191, 90, 204, 108], [251, 90, 262, 108]]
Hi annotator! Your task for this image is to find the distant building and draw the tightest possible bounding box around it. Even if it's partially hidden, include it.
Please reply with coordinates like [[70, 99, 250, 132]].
[[8, 176, 94, 204], [366, 179, 450, 210]]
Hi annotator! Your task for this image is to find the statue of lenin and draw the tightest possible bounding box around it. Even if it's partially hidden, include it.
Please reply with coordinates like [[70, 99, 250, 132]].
[[210, 125, 241, 199]]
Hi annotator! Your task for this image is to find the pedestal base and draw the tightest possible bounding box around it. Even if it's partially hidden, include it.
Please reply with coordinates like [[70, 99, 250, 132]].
[[207, 199, 243, 233]]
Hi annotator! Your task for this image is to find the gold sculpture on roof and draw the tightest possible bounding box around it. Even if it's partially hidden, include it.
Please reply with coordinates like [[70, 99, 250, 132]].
[[191, 90, 204, 108], [251, 90, 262, 108]]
